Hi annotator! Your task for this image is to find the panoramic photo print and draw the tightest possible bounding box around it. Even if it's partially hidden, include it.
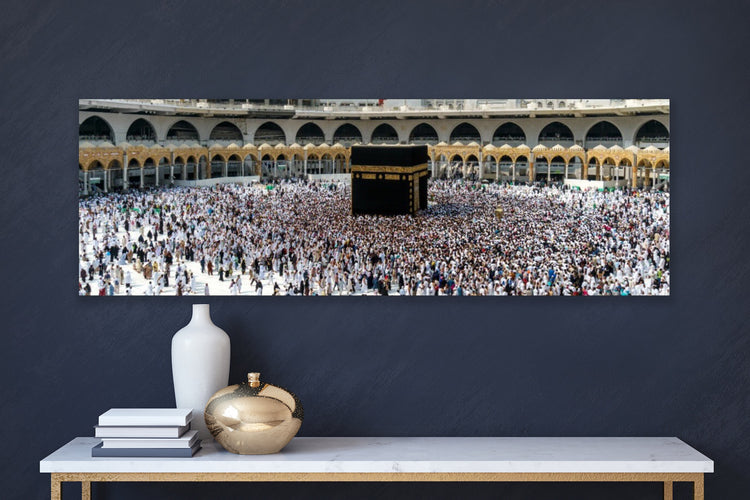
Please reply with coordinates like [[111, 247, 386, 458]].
[[78, 99, 670, 296]]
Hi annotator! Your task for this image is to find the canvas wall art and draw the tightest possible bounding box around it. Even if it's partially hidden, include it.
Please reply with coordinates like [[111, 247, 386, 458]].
[[78, 99, 670, 296]]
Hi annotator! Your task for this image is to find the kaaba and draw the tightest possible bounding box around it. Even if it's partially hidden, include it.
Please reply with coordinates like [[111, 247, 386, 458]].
[[350, 145, 430, 215]]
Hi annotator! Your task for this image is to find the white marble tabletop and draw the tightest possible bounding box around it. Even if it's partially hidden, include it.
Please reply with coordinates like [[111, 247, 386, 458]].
[[40, 437, 713, 474]]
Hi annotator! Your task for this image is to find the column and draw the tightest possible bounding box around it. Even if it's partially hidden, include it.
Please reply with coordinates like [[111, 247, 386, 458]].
[[104, 169, 108, 193], [84, 170, 89, 195], [140, 167, 144, 189], [564, 162, 569, 182], [478, 152, 483, 180], [303, 151, 308, 176], [529, 161, 534, 182], [632, 163, 637, 189], [547, 160, 551, 184], [223, 160, 228, 178], [495, 161, 499, 182], [274, 159, 278, 178], [431, 158, 436, 177], [155, 164, 159, 187], [511, 163, 516, 183], [170, 164, 175, 185], [123, 153, 129, 191], [462, 158, 466, 177]]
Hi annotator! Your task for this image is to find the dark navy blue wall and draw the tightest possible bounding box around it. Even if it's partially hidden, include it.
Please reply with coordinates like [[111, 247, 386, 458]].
[[1, 1, 748, 499]]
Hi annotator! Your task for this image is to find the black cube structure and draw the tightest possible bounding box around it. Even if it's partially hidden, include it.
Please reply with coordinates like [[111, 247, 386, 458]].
[[350, 145, 430, 215]]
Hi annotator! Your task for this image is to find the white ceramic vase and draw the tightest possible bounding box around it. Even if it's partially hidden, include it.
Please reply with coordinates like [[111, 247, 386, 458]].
[[171, 304, 231, 441]]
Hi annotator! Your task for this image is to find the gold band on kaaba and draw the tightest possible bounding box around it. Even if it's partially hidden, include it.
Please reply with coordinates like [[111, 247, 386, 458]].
[[350, 163, 429, 174]]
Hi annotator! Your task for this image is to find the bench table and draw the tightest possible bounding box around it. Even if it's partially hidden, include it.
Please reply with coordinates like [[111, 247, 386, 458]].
[[40, 436, 713, 499]]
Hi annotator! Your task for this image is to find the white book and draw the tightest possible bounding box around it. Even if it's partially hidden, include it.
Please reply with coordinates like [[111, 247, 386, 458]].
[[94, 424, 189, 438], [98, 408, 192, 427], [101, 430, 199, 448]]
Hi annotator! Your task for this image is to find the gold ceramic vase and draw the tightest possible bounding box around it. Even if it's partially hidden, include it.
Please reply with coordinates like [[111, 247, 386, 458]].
[[204, 373, 303, 455]]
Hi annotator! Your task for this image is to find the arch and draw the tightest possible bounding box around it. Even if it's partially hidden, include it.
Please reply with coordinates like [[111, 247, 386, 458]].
[[409, 123, 439, 145], [126, 118, 156, 142], [166, 120, 200, 142], [105, 159, 123, 191], [140, 158, 157, 187], [371, 123, 399, 144], [173, 156, 186, 181], [295, 122, 325, 145], [483, 155, 497, 178], [585, 121, 623, 148], [209, 155, 224, 178], [243, 154, 258, 176], [332, 123, 363, 145], [255, 121, 286, 145], [332, 152, 347, 173], [568, 156, 583, 180], [450, 122, 481, 143], [492, 122, 525, 146], [587, 157, 600, 180], [209, 121, 243, 142], [85, 161, 105, 192], [514, 155, 529, 180], [549, 155, 566, 181], [87, 160, 105, 171], [637, 158, 652, 167], [601, 157, 617, 181], [634, 119, 670, 147], [538, 121, 574, 146], [106, 158, 122, 170], [79, 116, 114, 143], [227, 153, 242, 177]]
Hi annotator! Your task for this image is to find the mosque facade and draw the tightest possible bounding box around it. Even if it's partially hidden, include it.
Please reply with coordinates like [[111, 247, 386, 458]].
[[78, 99, 669, 195]]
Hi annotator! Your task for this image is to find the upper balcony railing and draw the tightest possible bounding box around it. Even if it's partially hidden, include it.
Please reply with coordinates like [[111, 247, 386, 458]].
[[80, 99, 670, 117]]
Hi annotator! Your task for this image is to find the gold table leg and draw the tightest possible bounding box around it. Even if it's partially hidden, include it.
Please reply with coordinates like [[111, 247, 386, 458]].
[[664, 481, 673, 500], [51, 475, 61, 500], [694, 474, 704, 500], [82, 480, 91, 500]]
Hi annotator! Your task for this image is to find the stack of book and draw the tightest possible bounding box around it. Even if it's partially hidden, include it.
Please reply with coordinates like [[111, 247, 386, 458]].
[[91, 408, 201, 457]]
